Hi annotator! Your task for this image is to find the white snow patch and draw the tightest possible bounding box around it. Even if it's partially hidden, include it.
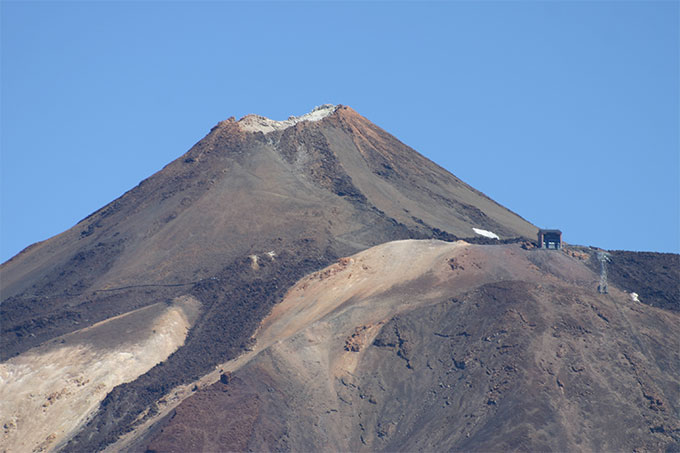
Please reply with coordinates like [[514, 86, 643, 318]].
[[238, 104, 338, 133], [630, 292, 640, 302], [472, 228, 500, 240]]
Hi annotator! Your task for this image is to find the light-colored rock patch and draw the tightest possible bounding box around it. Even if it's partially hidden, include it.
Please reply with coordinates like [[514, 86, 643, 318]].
[[238, 104, 338, 133], [0, 295, 201, 453]]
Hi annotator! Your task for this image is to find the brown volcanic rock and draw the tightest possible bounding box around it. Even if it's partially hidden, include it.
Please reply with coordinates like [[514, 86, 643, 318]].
[[145, 378, 260, 453], [1, 105, 533, 360], [0, 105, 536, 451], [141, 241, 680, 453], [2, 105, 677, 452], [329, 106, 533, 239]]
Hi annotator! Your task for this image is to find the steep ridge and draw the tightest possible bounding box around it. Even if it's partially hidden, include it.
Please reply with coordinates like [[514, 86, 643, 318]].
[[1, 105, 538, 451], [140, 240, 680, 452]]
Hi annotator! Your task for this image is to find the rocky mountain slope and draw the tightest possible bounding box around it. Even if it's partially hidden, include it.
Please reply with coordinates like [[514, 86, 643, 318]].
[[139, 240, 679, 452], [1, 105, 677, 452], [1, 105, 534, 359]]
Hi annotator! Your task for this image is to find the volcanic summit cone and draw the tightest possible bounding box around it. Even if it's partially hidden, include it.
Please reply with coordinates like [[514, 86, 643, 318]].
[[1, 105, 678, 452]]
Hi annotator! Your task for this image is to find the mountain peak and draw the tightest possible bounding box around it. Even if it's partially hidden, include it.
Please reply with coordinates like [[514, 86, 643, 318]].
[[238, 104, 339, 133], [2, 102, 678, 453]]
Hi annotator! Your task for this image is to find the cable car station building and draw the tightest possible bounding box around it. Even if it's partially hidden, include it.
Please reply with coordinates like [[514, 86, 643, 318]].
[[538, 229, 562, 250]]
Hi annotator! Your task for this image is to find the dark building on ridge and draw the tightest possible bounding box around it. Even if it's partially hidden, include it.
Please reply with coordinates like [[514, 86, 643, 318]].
[[538, 229, 562, 250]]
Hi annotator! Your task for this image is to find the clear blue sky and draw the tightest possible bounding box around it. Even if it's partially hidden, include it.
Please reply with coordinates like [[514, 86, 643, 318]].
[[2, 1, 678, 262]]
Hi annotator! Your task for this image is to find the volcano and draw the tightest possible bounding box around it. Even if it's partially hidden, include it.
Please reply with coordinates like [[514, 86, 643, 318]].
[[1, 105, 678, 452]]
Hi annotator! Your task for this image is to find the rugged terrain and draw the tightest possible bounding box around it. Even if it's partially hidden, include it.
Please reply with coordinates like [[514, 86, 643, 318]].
[[137, 240, 680, 452], [1, 105, 678, 452]]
